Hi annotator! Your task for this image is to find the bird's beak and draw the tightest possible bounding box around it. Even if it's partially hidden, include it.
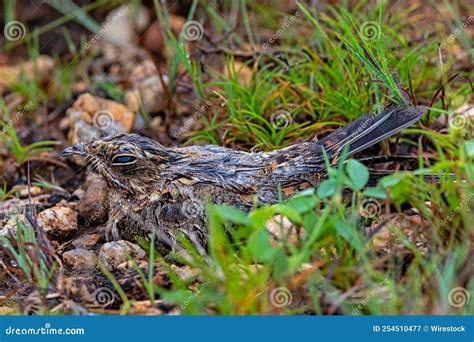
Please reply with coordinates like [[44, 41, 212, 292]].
[[61, 144, 85, 158]]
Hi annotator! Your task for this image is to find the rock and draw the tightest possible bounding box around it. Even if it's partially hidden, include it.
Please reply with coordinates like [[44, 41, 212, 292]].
[[124, 75, 167, 113], [436, 103, 474, 129], [456, 104, 474, 117], [62, 93, 136, 144], [0, 215, 25, 237], [127, 59, 157, 85], [116, 259, 148, 271], [78, 173, 108, 225], [72, 234, 100, 249], [266, 215, 302, 245], [131, 300, 163, 315], [224, 61, 253, 86], [37, 206, 77, 239], [65, 116, 100, 145], [142, 15, 184, 54], [12, 185, 42, 198], [143, 21, 164, 55], [102, 5, 150, 48], [0, 56, 55, 91], [63, 249, 98, 271], [59, 110, 92, 130], [102, 99, 136, 131], [122, 62, 169, 119], [72, 188, 85, 199], [170, 265, 201, 282], [74, 93, 100, 114], [149, 116, 163, 132], [169, 14, 186, 32], [99, 240, 146, 271]]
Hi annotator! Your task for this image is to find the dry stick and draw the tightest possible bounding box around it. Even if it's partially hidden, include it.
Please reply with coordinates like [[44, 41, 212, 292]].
[[143, 43, 173, 114], [135, 25, 174, 131], [25, 162, 53, 264], [25, 162, 65, 308], [425, 73, 460, 127], [405, 57, 417, 106]]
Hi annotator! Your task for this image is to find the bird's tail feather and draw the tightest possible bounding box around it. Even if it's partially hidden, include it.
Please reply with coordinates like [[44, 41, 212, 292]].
[[319, 105, 425, 159]]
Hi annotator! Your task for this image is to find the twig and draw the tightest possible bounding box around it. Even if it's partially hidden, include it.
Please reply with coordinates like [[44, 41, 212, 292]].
[[425, 73, 459, 127], [25, 162, 53, 263]]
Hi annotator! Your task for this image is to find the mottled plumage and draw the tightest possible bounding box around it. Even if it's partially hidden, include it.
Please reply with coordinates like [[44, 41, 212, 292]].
[[62, 105, 424, 252]]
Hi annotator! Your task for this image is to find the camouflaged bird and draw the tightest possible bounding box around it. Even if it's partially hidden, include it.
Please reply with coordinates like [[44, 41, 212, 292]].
[[62, 105, 424, 253]]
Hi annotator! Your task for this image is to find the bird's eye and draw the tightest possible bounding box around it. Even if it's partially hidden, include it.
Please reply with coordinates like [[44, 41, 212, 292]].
[[112, 154, 137, 165]]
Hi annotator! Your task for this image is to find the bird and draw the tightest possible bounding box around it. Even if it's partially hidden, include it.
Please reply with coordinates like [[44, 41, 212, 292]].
[[62, 105, 424, 253]]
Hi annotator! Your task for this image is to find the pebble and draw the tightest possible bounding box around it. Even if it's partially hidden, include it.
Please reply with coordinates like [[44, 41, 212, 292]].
[[37, 206, 78, 239], [102, 5, 150, 48], [99, 240, 146, 271], [63, 248, 98, 271], [78, 173, 108, 225], [0, 56, 55, 90], [12, 185, 42, 198], [0, 215, 26, 237], [61, 93, 136, 144], [124, 75, 166, 113], [72, 234, 100, 249]]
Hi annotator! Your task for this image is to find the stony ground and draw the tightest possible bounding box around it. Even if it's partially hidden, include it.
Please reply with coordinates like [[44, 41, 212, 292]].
[[0, 1, 472, 315]]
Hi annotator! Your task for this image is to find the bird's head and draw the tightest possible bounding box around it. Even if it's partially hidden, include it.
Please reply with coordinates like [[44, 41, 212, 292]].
[[62, 134, 177, 194]]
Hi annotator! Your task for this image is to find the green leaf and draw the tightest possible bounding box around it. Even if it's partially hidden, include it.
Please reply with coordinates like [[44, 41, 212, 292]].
[[278, 206, 302, 225], [462, 140, 474, 158], [380, 174, 402, 188], [248, 229, 276, 262], [335, 219, 364, 251], [346, 159, 369, 190], [363, 187, 387, 199], [317, 178, 338, 198], [213, 205, 253, 226], [273, 251, 289, 279], [249, 206, 279, 227], [286, 195, 318, 214]]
